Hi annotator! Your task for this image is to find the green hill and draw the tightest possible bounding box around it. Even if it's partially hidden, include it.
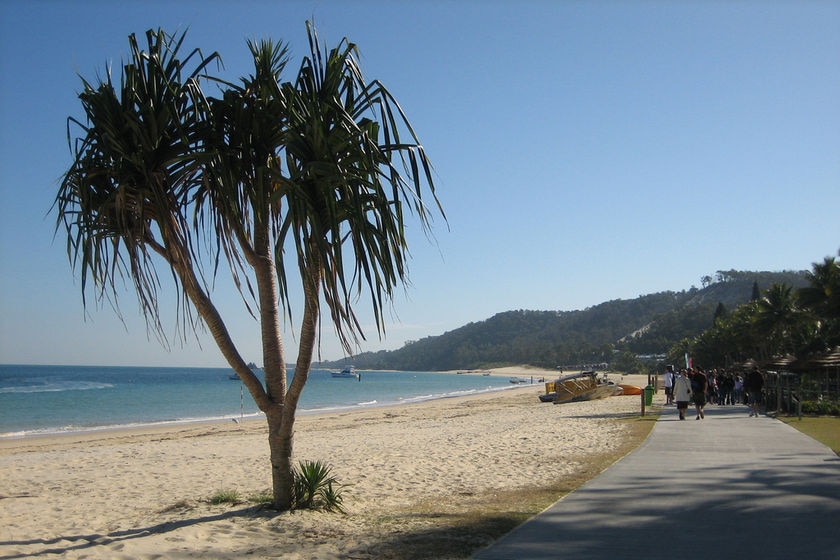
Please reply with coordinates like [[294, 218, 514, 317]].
[[317, 270, 808, 371]]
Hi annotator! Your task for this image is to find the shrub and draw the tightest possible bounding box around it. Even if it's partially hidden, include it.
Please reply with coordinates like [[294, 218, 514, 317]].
[[293, 460, 346, 513], [798, 400, 840, 416]]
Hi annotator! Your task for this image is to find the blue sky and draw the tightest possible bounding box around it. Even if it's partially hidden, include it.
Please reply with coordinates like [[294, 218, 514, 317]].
[[1, 1, 837, 367]]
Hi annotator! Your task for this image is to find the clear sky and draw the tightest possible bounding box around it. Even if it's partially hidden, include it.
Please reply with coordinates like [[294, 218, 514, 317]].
[[1, 0, 837, 367]]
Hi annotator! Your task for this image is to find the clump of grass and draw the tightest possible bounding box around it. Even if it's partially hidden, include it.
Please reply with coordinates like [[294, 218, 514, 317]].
[[293, 460, 347, 513], [209, 488, 242, 505], [248, 489, 274, 505]]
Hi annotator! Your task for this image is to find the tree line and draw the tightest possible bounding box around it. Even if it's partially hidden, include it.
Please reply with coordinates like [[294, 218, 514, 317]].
[[667, 255, 840, 370], [317, 268, 817, 372]]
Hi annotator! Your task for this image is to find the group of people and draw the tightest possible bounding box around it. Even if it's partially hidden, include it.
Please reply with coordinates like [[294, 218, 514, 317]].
[[662, 365, 765, 420]]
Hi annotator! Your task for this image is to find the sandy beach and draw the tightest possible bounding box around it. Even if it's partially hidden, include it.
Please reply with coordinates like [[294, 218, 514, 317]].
[[1, 370, 654, 559]]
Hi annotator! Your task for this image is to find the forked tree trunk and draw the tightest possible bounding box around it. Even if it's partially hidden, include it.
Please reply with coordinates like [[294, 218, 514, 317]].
[[161, 215, 323, 511], [162, 232, 295, 508]]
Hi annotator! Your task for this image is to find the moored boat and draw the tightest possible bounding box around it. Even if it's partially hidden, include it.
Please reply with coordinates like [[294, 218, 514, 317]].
[[331, 366, 358, 378]]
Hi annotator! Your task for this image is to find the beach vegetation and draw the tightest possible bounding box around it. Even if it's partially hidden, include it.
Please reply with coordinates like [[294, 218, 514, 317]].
[[55, 24, 441, 512], [210, 488, 242, 505], [248, 489, 275, 505], [292, 460, 347, 513]]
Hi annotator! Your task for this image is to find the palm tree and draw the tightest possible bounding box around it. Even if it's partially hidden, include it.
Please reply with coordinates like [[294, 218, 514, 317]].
[[753, 283, 803, 360], [799, 256, 840, 319], [200, 38, 300, 508], [56, 25, 442, 511], [798, 256, 840, 352], [264, 23, 442, 507]]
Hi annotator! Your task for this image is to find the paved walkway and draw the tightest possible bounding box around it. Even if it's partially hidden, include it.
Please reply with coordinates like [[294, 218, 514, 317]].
[[473, 403, 840, 560]]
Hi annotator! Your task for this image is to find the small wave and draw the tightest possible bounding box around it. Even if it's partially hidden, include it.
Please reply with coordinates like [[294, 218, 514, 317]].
[[0, 381, 115, 394], [0, 412, 268, 439]]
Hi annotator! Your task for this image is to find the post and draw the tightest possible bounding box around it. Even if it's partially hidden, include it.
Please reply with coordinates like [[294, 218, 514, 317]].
[[641, 389, 646, 416]]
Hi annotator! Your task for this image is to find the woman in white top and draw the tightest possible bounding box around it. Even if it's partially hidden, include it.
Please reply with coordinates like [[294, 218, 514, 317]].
[[673, 370, 693, 421]]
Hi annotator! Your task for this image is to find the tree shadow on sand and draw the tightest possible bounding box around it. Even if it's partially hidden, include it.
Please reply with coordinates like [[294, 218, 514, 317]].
[[0, 505, 271, 559]]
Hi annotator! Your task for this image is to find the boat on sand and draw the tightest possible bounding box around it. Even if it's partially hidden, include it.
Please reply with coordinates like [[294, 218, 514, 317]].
[[618, 383, 643, 395], [539, 371, 621, 404]]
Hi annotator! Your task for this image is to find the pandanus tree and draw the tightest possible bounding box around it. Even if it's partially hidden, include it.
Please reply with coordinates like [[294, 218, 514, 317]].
[[56, 25, 442, 510], [798, 256, 840, 351]]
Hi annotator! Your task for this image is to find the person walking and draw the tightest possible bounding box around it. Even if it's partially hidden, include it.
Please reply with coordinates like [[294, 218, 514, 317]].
[[692, 368, 708, 420], [673, 369, 693, 420], [744, 368, 765, 417], [663, 366, 675, 405]]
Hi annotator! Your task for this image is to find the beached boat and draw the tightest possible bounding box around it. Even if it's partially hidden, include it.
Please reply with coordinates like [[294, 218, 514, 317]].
[[331, 366, 358, 378], [539, 371, 621, 404], [618, 383, 643, 395]]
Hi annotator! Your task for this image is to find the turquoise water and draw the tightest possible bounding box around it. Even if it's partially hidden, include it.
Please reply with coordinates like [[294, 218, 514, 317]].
[[0, 365, 520, 437]]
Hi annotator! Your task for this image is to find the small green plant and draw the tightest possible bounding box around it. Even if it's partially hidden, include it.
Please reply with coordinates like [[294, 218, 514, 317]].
[[248, 489, 274, 505], [293, 460, 347, 513], [210, 488, 241, 505]]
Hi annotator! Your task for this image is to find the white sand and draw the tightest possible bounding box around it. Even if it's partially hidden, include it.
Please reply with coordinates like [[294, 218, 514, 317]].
[[0, 372, 653, 559]]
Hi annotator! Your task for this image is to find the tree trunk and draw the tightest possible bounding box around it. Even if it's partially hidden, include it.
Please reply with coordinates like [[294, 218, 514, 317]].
[[268, 259, 322, 510], [266, 408, 294, 509]]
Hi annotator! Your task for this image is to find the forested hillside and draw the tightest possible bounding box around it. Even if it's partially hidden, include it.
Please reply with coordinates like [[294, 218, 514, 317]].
[[317, 270, 809, 371]]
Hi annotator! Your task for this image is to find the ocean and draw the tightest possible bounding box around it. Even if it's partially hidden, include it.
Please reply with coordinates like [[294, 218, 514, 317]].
[[0, 364, 524, 438]]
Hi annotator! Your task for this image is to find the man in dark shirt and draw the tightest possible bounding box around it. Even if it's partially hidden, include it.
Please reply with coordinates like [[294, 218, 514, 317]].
[[744, 368, 764, 417]]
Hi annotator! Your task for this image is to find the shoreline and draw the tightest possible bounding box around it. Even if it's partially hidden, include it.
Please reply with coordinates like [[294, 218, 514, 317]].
[[0, 381, 536, 443], [1, 381, 558, 449], [1, 365, 573, 442]]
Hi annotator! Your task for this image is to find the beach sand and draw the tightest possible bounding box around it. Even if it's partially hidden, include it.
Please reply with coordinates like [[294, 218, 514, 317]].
[[0, 371, 654, 559]]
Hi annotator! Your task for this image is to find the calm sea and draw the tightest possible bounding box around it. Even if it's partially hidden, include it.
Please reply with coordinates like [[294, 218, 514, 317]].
[[0, 364, 522, 438]]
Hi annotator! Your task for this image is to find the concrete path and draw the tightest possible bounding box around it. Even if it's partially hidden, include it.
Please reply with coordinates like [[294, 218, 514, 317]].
[[473, 404, 840, 560]]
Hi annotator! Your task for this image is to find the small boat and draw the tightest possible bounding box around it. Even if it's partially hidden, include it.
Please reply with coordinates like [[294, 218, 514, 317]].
[[331, 366, 358, 378], [540, 371, 619, 404], [230, 362, 262, 380], [618, 384, 643, 395]]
